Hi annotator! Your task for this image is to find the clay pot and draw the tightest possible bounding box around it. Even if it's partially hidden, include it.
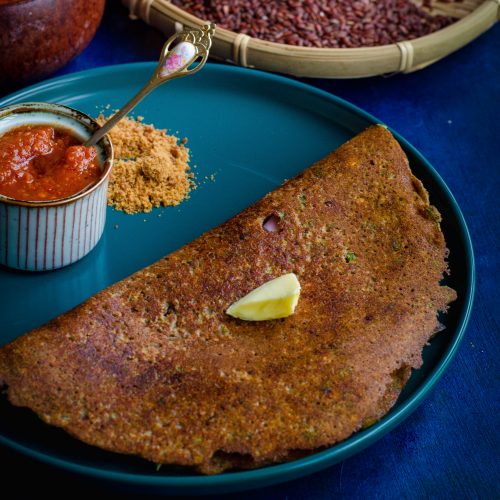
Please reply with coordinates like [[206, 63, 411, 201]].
[[0, 0, 105, 87]]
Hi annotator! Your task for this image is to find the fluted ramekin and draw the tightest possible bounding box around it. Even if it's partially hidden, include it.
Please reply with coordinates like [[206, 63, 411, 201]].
[[0, 102, 113, 271]]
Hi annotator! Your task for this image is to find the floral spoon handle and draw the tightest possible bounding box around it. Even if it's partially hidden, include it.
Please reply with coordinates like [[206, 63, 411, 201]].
[[85, 23, 215, 147]]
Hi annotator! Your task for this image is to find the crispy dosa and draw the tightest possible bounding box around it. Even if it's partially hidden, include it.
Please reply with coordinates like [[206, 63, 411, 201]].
[[0, 125, 456, 473]]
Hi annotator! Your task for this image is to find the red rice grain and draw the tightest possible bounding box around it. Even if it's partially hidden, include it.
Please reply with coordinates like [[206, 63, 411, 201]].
[[171, 0, 461, 48]]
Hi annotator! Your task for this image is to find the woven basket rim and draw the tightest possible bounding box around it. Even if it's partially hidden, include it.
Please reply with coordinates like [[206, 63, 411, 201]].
[[126, 0, 498, 77]]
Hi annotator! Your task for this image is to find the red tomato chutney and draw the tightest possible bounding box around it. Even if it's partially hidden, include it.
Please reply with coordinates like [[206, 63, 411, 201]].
[[0, 124, 101, 201]]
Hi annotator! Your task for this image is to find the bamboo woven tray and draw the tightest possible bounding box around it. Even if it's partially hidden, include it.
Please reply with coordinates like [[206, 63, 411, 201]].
[[123, 0, 499, 78]]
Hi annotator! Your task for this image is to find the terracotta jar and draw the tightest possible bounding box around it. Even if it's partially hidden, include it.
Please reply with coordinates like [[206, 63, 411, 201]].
[[0, 0, 105, 87]]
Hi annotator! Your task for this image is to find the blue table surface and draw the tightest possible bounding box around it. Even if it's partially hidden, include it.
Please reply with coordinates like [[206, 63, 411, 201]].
[[1, 3, 498, 499]]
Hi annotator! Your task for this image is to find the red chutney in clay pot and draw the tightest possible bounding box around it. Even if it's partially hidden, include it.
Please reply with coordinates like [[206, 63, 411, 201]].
[[0, 0, 105, 86]]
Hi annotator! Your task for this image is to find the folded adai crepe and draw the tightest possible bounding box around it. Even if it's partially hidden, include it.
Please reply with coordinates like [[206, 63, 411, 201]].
[[0, 126, 456, 473]]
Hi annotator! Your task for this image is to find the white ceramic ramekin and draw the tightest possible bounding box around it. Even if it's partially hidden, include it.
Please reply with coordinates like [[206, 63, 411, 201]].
[[0, 102, 113, 271]]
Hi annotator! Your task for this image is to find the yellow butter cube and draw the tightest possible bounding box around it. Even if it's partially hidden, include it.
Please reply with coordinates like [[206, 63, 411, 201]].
[[226, 273, 301, 321]]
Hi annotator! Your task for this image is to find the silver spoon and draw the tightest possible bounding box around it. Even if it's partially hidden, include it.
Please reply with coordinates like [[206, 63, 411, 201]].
[[85, 23, 216, 147]]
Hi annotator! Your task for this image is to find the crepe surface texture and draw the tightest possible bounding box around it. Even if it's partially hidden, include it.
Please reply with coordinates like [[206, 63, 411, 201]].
[[0, 126, 456, 474]]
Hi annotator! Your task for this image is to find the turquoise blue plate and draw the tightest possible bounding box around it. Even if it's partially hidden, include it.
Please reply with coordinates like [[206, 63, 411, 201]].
[[0, 63, 474, 495]]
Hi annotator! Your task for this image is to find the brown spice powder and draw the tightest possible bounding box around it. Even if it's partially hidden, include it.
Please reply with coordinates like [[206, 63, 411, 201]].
[[97, 115, 193, 214]]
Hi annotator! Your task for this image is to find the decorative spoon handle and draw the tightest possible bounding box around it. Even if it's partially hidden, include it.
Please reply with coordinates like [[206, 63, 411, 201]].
[[85, 23, 216, 147]]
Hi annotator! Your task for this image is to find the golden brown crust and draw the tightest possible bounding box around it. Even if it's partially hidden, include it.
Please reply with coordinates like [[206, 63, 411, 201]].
[[0, 126, 456, 474]]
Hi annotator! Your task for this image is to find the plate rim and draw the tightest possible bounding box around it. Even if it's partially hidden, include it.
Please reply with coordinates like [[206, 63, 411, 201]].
[[0, 62, 475, 492]]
